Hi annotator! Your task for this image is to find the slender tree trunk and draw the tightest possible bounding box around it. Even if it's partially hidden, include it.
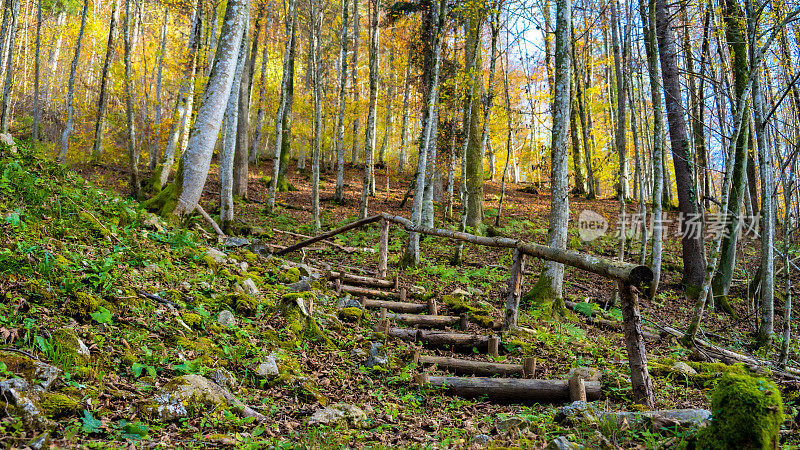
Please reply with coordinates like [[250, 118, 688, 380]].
[[655, 0, 706, 292], [153, 1, 201, 191], [266, 0, 299, 211], [249, 23, 270, 164], [234, 8, 259, 198], [333, 0, 350, 201], [464, 3, 485, 229], [0, 0, 18, 133], [150, 7, 169, 169], [310, 0, 322, 231], [359, 0, 380, 219], [611, 0, 629, 200], [398, 46, 412, 174], [350, 0, 361, 165], [147, 0, 249, 216], [124, 0, 140, 199], [32, 0, 41, 141], [57, 0, 88, 164], [378, 28, 396, 167], [402, 0, 445, 266], [535, 0, 571, 301], [91, 0, 121, 162], [573, 38, 594, 199], [44, 9, 66, 105]]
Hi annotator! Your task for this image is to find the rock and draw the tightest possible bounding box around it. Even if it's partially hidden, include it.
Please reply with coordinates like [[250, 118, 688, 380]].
[[199, 281, 212, 291], [451, 288, 471, 297], [0, 379, 52, 430], [495, 415, 530, 433], [308, 403, 367, 428], [241, 278, 259, 295], [205, 248, 227, 264], [351, 348, 367, 360], [142, 213, 164, 232], [143, 264, 162, 274], [338, 307, 363, 322], [0, 133, 17, 153], [364, 343, 388, 369], [223, 237, 250, 248], [0, 350, 62, 392], [146, 374, 264, 422], [209, 368, 237, 390], [336, 294, 363, 310], [217, 310, 236, 327], [286, 274, 321, 293], [470, 434, 493, 446], [599, 409, 712, 432], [567, 366, 602, 381], [239, 262, 249, 272], [555, 401, 600, 427], [179, 281, 191, 291], [670, 361, 698, 376], [255, 354, 279, 378], [250, 226, 268, 237], [547, 436, 583, 450]]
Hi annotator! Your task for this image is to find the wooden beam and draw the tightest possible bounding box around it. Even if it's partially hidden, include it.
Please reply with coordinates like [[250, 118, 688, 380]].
[[387, 313, 460, 328], [362, 299, 427, 313], [376, 219, 389, 278], [417, 355, 524, 377], [503, 248, 526, 330], [276, 215, 382, 255], [328, 271, 394, 288], [420, 376, 602, 403], [618, 280, 655, 408]]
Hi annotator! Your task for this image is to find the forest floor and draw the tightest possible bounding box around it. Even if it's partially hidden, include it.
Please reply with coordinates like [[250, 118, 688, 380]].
[[1, 142, 798, 448]]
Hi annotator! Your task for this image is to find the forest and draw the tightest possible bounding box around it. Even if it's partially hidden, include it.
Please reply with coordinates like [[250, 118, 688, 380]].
[[0, 0, 799, 446]]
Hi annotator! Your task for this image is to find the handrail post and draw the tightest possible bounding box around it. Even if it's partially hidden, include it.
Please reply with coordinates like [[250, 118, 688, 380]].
[[618, 280, 655, 408], [503, 248, 526, 330], [376, 218, 389, 278]]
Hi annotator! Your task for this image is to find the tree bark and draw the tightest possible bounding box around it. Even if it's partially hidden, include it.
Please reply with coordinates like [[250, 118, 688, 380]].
[[0, 0, 19, 133], [358, 0, 380, 219], [310, 0, 322, 231], [90, 0, 121, 162], [655, 0, 706, 292], [124, 0, 140, 199], [420, 376, 602, 403], [57, 0, 89, 164], [333, 0, 349, 201]]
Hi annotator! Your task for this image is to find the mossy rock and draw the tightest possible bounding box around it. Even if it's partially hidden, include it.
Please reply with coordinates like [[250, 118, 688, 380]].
[[696, 372, 784, 449], [40, 393, 81, 419], [225, 292, 259, 315], [51, 328, 90, 366], [181, 312, 202, 328], [337, 307, 363, 322], [650, 359, 751, 388], [0, 350, 61, 390], [280, 296, 332, 346], [278, 268, 302, 284], [64, 292, 100, 322], [22, 279, 58, 308]]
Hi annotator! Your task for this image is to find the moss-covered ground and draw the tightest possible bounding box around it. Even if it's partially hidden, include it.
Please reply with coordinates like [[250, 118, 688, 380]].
[[1, 141, 798, 448]]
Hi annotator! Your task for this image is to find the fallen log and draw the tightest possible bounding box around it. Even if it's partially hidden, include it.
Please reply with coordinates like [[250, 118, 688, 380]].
[[415, 354, 524, 377], [417, 329, 490, 350], [273, 229, 376, 254], [387, 313, 460, 328], [339, 284, 399, 299], [276, 214, 382, 255], [362, 299, 427, 314], [416, 375, 602, 403], [328, 271, 394, 289]]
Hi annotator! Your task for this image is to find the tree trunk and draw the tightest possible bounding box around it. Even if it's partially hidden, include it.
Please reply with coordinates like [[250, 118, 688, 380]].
[[402, 0, 445, 266], [0, 0, 19, 133], [398, 46, 412, 174], [220, 9, 250, 231], [711, 0, 750, 303], [153, 1, 201, 191], [572, 36, 595, 199], [148, 0, 249, 216], [350, 0, 361, 165], [266, 0, 298, 211], [124, 0, 140, 199], [464, 5, 485, 229], [655, 0, 706, 292], [248, 22, 270, 164], [234, 8, 260, 198], [358, 0, 380, 219], [90, 0, 120, 162], [57, 0, 88, 164], [333, 0, 349, 201], [535, 0, 572, 301], [32, 0, 41, 141], [310, 0, 322, 231], [611, 0, 629, 200], [378, 28, 396, 167], [151, 7, 169, 168]]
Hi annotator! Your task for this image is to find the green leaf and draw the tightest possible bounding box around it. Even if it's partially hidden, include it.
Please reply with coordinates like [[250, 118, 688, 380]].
[[573, 301, 594, 316], [81, 410, 102, 434], [172, 359, 200, 375], [90, 306, 113, 325], [121, 421, 149, 440], [131, 363, 145, 378]]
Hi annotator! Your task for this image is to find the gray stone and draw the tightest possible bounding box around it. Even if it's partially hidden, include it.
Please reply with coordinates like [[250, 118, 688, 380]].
[[0, 133, 17, 153], [241, 278, 259, 295], [0, 351, 62, 392], [470, 434, 493, 446], [567, 366, 602, 381], [308, 403, 367, 427], [217, 310, 236, 327], [147, 375, 264, 422], [179, 281, 191, 291], [223, 237, 250, 248], [337, 294, 363, 310], [351, 348, 367, 360], [143, 264, 162, 274], [0, 379, 51, 430], [199, 281, 212, 291], [256, 354, 279, 378], [555, 401, 600, 427], [670, 361, 698, 376], [364, 343, 388, 369], [495, 416, 530, 433], [239, 261, 249, 272], [287, 274, 321, 293], [599, 409, 712, 432], [451, 288, 471, 297], [205, 248, 227, 264], [142, 213, 164, 232], [209, 368, 237, 389], [547, 436, 583, 450]]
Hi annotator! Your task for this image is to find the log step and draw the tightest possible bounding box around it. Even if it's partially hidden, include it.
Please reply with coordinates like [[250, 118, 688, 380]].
[[362, 299, 427, 314], [414, 353, 538, 378], [376, 326, 492, 350], [415, 374, 601, 403], [335, 284, 401, 300], [387, 313, 462, 329], [329, 271, 396, 289]]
